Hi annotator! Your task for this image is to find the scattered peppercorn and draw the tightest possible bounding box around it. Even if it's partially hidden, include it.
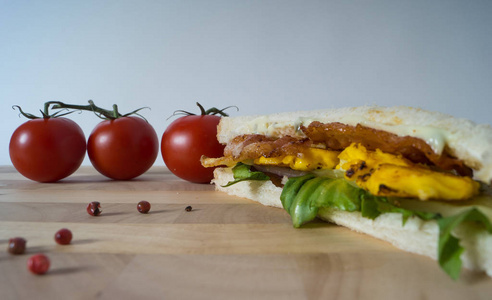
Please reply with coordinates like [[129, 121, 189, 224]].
[[54, 228, 73, 245], [137, 201, 151, 214], [185, 206, 192, 212], [87, 201, 102, 216], [8, 237, 26, 255], [27, 254, 50, 275]]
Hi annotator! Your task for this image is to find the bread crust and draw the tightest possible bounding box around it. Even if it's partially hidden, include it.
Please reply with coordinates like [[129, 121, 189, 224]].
[[217, 106, 492, 184]]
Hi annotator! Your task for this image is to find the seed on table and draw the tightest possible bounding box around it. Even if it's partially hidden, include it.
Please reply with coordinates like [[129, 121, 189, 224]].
[[137, 201, 151, 214], [185, 206, 192, 212], [27, 254, 50, 275], [87, 201, 102, 216], [54, 228, 73, 245], [8, 237, 26, 255]]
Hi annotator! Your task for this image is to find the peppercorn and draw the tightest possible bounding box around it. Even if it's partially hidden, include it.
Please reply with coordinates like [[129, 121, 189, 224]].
[[87, 201, 102, 216], [137, 201, 151, 214], [8, 237, 26, 255]]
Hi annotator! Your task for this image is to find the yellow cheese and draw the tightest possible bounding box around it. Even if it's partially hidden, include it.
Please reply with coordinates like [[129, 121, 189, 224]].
[[254, 148, 339, 171], [338, 143, 479, 201], [360, 164, 479, 200], [337, 142, 411, 170]]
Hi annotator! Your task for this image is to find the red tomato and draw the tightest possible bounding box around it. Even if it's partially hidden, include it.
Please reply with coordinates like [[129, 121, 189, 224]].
[[9, 118, 86, 182], [161, 115, 224, 183], [87, 116, 159, 180]]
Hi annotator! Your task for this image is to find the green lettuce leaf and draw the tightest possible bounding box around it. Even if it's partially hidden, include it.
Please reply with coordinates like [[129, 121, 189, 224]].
[[360, 192, 440, 225], [289, 177, 325, 227], [222, 163, 270, 187], [312, 179, 361, 212], [280, 174, 315, 212], [281, 176, 362, 227], [437, 208, 492, 280]]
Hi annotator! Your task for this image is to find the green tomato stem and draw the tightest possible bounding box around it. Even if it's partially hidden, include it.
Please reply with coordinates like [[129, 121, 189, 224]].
[[169, 102, 238, 119], [12, 105, 40, 119], [49, 100, 124, 120], [13, 100, 148, 120]]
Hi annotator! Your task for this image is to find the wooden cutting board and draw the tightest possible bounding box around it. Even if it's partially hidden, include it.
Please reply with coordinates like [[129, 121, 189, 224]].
[[1, 166, 491, 299]]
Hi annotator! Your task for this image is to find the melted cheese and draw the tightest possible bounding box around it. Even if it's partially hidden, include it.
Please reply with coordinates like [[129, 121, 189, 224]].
[[254, 148, 339, 171], [338, 144, 479, 201], [361, 164, 480, 200], [337, 143, 411, 170]]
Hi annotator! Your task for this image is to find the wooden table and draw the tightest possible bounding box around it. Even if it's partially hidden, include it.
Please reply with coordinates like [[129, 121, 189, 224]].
[[1, 166, 491, 299]]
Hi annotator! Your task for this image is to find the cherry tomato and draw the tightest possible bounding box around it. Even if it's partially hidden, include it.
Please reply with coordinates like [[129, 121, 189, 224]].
[[87, 116, 159, 180], [161, 115, 224, 183], [9, 118, 86, 182]]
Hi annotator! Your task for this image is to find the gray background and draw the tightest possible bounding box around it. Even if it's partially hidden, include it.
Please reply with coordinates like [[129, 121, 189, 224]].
[[1, 0, 491, 166]]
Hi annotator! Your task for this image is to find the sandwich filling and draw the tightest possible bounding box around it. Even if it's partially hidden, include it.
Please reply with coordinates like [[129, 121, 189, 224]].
[[202, 122, 480, 201]]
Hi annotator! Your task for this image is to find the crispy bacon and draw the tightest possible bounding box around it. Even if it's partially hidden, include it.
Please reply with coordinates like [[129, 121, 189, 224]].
[[224, 134, 312, 160]]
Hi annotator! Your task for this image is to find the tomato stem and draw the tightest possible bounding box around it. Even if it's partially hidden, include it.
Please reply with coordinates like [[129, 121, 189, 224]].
[[112, 104, 120, 119], [48, 100, 121, 120], [13, 103, 77, 119], [49, 100, 149, 120], [12, 105, 41, 119], [197, 102, 207, 115], [169, 102, 238, 119], [13, 100, 150, 120]]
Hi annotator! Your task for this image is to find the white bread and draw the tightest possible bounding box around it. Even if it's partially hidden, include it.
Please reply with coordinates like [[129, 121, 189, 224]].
[[218, 106, 492, 185], [212, 167, 492, 277]]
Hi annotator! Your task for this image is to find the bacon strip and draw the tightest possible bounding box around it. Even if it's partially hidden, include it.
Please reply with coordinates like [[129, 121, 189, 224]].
[[224, 134, 312, 160]]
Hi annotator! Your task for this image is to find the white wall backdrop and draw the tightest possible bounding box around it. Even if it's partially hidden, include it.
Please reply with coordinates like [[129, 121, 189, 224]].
[[1, 0, 491, 166]]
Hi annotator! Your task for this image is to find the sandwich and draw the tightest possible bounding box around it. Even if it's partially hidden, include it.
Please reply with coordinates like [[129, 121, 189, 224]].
[[201, 106, 492, 280]]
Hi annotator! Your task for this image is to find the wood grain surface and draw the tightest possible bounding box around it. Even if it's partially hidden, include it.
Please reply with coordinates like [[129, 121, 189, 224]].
[[1, 166, 491, 299]]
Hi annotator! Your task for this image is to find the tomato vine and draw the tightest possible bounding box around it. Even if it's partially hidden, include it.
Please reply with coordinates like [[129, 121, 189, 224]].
[[13, 100, 150, 121], [169, 102, 238, 119]]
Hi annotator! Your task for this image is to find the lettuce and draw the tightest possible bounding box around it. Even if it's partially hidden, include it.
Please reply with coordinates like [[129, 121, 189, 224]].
[[222, 163, 270, 187], [437, 208, 492, 280], [360, 192, 441, 225], [281, 176, 361, 227]]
